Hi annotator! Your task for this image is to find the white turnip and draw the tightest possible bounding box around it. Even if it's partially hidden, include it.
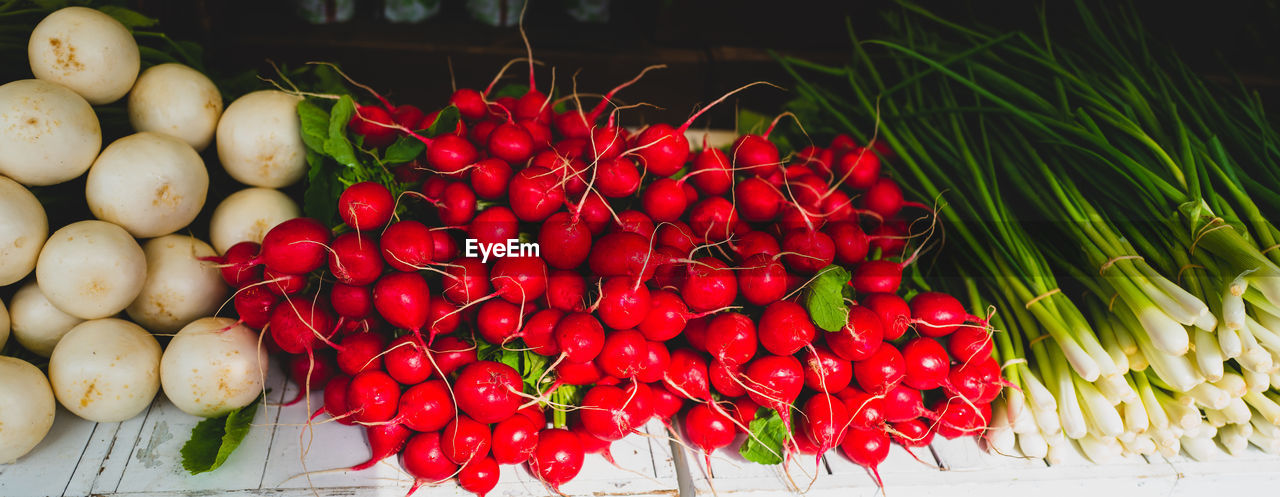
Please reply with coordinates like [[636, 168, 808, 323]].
[[0, 176, 48, 285], [126, 235, 227, 333], [7, 281, 83, 357], [49, 319, 161, 422], [128, 63, 223, 151], [27, 7, 139, 105], [0, 79, 101, 186], [35, 220, 146, 319], [208, 187, 300, 254], [0, 357, 56, 463], [216, 90, 307, 188], [86, 132, 209, 238], [160, 317, 267, 417]]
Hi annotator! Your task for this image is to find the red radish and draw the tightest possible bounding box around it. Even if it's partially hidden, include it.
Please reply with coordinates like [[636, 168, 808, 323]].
[[705, 312, 758, 366], [572, 420, 615, 464], [262, 269, 306, 296], [686, 148, 732, 197], [833, 147, 880, 190], [630, 124, 686, 177], [426, 134, 479, 177], [580, 383, 653, 441], [610, 210, 656, 239], [555, 312, 606, 363], [521, 308, 564, 356], [380, 220, 434, 271], [492, 415, 540, 464], [890, 418, 933, 447], [491, 256, 548, 304], [836, 386, 886, 430], [596, 329, 647, 379], [372, 271, 431, 341], [468, 206, 519, 246], [393, 104, 425, 129], [735, 177, 782, 222], [452, 89, 487, 121], [327, 232, 384, 286], [681, 257, 738, 312], [557, 359, 604, 386], [819, 190, 857, 222], [744, 355, 805, 425], [528, 428, 584, 491], [803, 345, 853, 393], [595, 157, 641, 198], [826, 221, 870, 265], [487, 122, 534, 164], [470, 119, 499, 145], [458, 456, 499, 496], [684, 317, 710, 352], [259, 218, 331, 275], [949, 326, 995, 366], [652, 254, 687, 291], [636, 340, 671, 383], [737, 253, 787, 306], [330, 283, 373, 319], [349, 105, 398, 148], [320, 375, 354, 425], [351, 421, 412, 471], [839, 427, 889, 486], [882, 384, 927, 422], [546, 270, 586, 311], [640, 178, 688, 222], [588, 124, 625, 161], [520, 119, 552, 149], [731, 134, 781, 177], [588, 232, 655, 280], [435, 182, 478, 226], [432, 231, 460, 262], [709, 360, 747, 397], [442, 415, 492, 466], [852, 343, 906, 394], [427, 298, 461, 338], [777, 204, 825, 233], [645, 383, 681, 424], [346, 370, 400, 423], [851, 260, 902, 294], [830, 134, 856, 153], [401, 432, 458, 490], [664, 349, 710, 401], [656, 221, 697, 254], [687, 197, 740, 242], [443, 258, 490, 304], [508, 166, 565, 222], [471, 158, 513, 199], [863, 293, 911, 341], [729, 396, 761, 428], [862, 176, 904, 219], [792, 417, 821, 455], [870, 220, 908, 256], [431, 336, 477, 376], [538, 212, 592, 270], [758, 301, 816, 356], [802, 394, 851, 458], [932, 396, 992, 439], [454, 361, 523, 423], [901, 337, 949, 390], [597, 276, 651, 330], [946, 356, 1003, 404], [234, 286, 278, 329], [338, 182, 394, 231], [518, 404, 546, 429], [423, 176, 449, 200], [385, 335, 433, 385], [637, 290, 689, 341], [336, 331, 387, 375], [826, 305, 884, 362], [476, 299, 522, 345], [788, 174, 829, 211], [570, 192, 612, 234], [211, 241, 262, 288], [283, 351, 336, 406], [269, 296, 336, 355], [682, 404, 736, 469], [910, 292, 970, 337]]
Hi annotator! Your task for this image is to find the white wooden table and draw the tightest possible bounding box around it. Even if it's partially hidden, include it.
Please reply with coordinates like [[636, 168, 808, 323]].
[[4, 366, 1280, 497]]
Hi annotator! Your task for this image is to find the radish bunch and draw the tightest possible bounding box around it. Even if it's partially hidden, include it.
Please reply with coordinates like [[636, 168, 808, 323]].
[[238, 54, 1005, 494]]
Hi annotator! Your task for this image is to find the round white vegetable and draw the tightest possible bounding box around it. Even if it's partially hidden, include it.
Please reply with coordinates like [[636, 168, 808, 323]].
[[216, 90, 306, 188], [0, 176, 48, 285], [0, 79, 101, 186], [27, 7, 140, 105], [85, 132, 209, 238], [208, 187, 301, 254], [0, 299, 8, 350], [49, 318, 161, 422], [128, 63, 223, 151], [160, 317, 267, 418], [0, 357, 56, 464], [36, 220, 147, 320], [8, 281, 84, 357], [125, 235, 227, 334]]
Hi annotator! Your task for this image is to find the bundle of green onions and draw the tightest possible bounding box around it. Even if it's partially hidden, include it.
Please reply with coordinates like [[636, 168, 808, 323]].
[[777, 1, 1280, 462]]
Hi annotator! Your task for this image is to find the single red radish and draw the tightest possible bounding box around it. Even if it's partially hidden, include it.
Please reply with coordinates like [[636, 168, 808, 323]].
[[837, 386, 887, 430], [635, 340, 671, 383], [833, 147, 880, 191], [758, 301, 816, 356], [335, 331, 387, 376], [234, 285, 278, 329], [597, 276, 651, 330], [852, 342, 906, 394], [839, 427, 889, 487], [492, 415, 540, 464], [259, 218, 331, 275], [380, 220, 434, 271], [862, 176, 904, 219], [882, 384, 927, 422], [735, 176, 782, 222], [350, 421, 412, 471], [580, 382, 653, 441], [681, 257, 737, 312], [555, 312, 606, 363], [803, 345, 853, 393], [401, 432, 458, 491], [471, 158, 513, 200], [863, 293, 911, 341], [458, 456, 499, 497], [521, 308, 564, 356], [385, 335, 434, 385], [738, 253, 788, 306], [282, 351, 336, 406], [372, 271, 432, 342], [641, 178, 688, 222], [709, 360, 747, 397], [901, 337, 950, 390], [546, 270, 587, 312], [339, 182, 394, 231], [454, 361, 523, 423], [442, 414, 492, 466], [744, 354, 805, 428], [508, 166, 565, 222], [269, 296, 336, 355], [637, 289, 689, 342], [851, 259, 903, 295], [538, 211, 593, 270], [431, 336, 477, 376], [826, 221, 870, 265], [330, 283, 373, 319], [664, 349, 711, 401], [688, 148, 733, 196], [731, 134, 781, 177], [426, 134, 479, 177], [211, 241, 262, 288], [596, 329, 647, 379], [705, 312, 759, 366], [910, 292, 972, 337], [528, 428, 584, 491], [469, 206, 520, 246], [443, 258, 490, 305], [475, 299, 522, 345], [328, 232, 384, 286], [826, 305, 884, 362], [346, 370, 400, 423], [491, 256, 548, 304], [687, 197, 740, 242], [683, 403, 736, 470], [802, 393, 851, 461]]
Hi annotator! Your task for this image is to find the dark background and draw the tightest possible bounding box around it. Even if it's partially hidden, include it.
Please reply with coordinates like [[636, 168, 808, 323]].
[[128, 0, 1280, 128]]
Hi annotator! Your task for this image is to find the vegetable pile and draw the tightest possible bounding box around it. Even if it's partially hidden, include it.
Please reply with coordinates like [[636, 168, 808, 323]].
[[776, 1, 1280, 463], [230, 21, 1007, 493]]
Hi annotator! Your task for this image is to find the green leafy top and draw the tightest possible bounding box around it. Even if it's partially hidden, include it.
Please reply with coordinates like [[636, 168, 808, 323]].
[[181, 394, 264, 475], [806, 265, 852, 332], [739, 407, 789, 465]]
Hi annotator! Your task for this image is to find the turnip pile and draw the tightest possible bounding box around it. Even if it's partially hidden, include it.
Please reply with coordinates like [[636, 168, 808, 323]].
[[250, 29, 1004, 492]]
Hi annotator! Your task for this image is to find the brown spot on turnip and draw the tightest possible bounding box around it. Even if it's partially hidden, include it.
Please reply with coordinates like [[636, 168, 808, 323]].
[[80, 380, 99, 408]]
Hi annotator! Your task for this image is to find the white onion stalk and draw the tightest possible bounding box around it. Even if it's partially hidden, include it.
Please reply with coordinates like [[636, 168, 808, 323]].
[[1055, 352, 1089, 439], [1213, 372, 1248, 398], [1218, 321, 1244, 359], [1254, 307, 1280, 340], [1121, 433, 1156, 456], [1181, 435, 1219, 461], [1220, 423, 1252, 456], [1245, 274, 1280, 310], [1136, 305, 1191, 356], [1244, 391, 1280, 425], [1271, 370, 1280, 390], [1110, 316, 1138, 355], [1128, 347, 1149, 372], [1252, 412, 1280, 439], [984, 401, 1018, 456], [1223, 271, 1253, 330], [1078, 434, 1122, 463], [1096, 373, 1137, 404], [1223, 397, 1253, 424], [1155, 432, 1181, 457], [1095, 317, 1131, 372], [1075, 375, 1124, 437], [1021, 364, 1057, 410], [1121, 398, 1149, 434], [1246, 315, 1280, 350], [1044, 431, 1071, 466], [1133, 374, 1170, 432], [1247, 430, 1280, 455], [1193, 327, 1225, 382], [1187, 382, 1231, 410], [1236, 324, 1273, 373], [1158, 392, 1203, 431], [1137, 261, 1211, 327], [1205, 407, 1229, 427], [1018, 430, 1049, 459]]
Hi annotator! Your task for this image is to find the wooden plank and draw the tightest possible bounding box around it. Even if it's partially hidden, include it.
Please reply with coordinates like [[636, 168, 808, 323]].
[[0, 407, 98, 497], [68, 399, 155, 496]]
